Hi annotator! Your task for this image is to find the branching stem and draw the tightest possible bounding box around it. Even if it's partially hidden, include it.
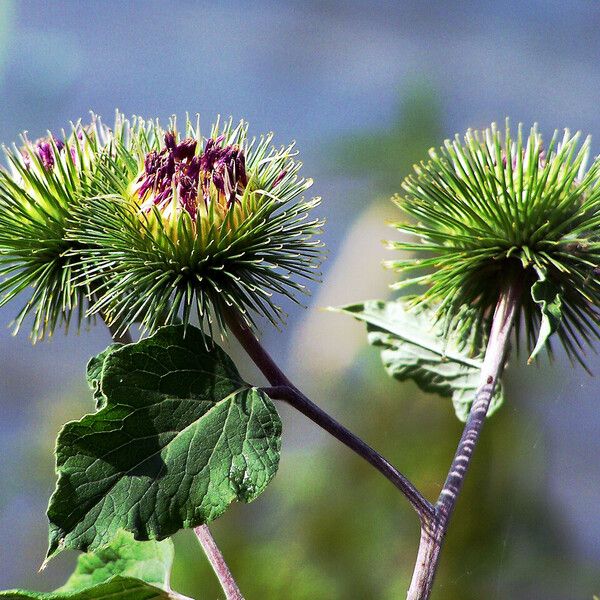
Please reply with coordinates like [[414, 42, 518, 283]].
[[108, 286, 516, 600], [407, 282, 521, 600], [224, 309, 434, 522]]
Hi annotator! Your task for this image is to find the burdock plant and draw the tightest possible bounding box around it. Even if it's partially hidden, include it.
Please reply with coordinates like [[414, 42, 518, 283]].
[[74, 116, 322, 336], [337, 121, 600, 598], [0, 115, 598, 600]]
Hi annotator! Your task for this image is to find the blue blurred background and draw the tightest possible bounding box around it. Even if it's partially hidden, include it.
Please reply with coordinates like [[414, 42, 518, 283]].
[[0, 1, 599, 598]]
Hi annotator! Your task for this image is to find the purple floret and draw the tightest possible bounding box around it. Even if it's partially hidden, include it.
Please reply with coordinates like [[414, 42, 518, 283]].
[[137, 132, 248, 218]]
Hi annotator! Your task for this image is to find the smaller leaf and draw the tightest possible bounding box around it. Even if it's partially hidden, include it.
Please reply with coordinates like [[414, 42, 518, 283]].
[[332, 300, 504, 422], [58, 530, 173, 592], [1, 531, 190, 600], [0, 578, 185, 600], [86, 344, 122, 409], [529, 268, 562, 364]]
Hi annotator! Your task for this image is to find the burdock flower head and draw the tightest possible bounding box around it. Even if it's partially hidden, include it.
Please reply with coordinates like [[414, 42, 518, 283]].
[[134, 131, 248, 219], [0, 117, 113, 340], [388, 121, 600, 365], [74, 116, 323, 335]]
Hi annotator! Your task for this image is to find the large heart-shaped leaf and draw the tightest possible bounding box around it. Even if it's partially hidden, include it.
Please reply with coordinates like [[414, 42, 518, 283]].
[[333, 300, 504, 422], [1, 531, 191, 599], [47, 325, 282, 558], [86, 343, 122, 409]]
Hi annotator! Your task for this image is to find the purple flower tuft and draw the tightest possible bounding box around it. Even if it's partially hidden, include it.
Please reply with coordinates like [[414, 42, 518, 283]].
[[272, 170, 287, 188], [136, 132, 248, 219], [36, 141, 56, 170], [199, 137, 248, 207], [22, 135, 70, 171]]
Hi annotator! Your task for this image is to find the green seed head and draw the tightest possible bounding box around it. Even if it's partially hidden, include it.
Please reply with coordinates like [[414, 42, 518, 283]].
[[388, 121, 600, 364]]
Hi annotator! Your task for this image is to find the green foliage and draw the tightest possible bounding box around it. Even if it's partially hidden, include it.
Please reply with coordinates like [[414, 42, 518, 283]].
[[388, 121, 600, 365], [529, 267, 563, 363], [47, 325, 281, 558], [1, 531, 190, 599], [58, 530, 173, 592], [333, 299, 504, 421]]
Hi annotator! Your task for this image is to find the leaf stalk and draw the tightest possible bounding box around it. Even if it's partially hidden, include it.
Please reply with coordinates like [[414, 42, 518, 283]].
[[194, 525, 244, 600], [224, 308, 434, 522]]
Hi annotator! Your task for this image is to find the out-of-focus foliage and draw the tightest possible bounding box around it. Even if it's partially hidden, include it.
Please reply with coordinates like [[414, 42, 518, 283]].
[[329, 82, 443, 197], [169, 363, 591, 599]]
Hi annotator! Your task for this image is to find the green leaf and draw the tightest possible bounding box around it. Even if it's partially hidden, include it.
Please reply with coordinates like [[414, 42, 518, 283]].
[[47, 324, 282, 558], [86, 343, 123, 409], [1, 531, 190, 600], [332, 300, 504, 422], [529, 267, 563, 364], [58, 530, 173, 592], [0, 579, 179, 600]]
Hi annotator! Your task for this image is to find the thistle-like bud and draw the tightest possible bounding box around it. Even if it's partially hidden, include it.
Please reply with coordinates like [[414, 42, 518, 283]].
[[0, 116, 114, 340], [134, 132, 249, 219], [71, 116, 324, 335], [388, 121, 600, 365]]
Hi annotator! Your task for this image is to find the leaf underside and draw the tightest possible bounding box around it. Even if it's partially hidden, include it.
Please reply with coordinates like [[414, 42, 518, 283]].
[[333, 300, 504, 422], [47, 325, 282, 558], [529, 268, 563, 363], [58, 530, 173, 592]]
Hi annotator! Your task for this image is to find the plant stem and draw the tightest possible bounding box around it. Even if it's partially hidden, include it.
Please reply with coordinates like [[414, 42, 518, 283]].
[[100, 318, 243, 599], [224, 309, 434, 522], [194, 525, 244, 600], [406, 283, 521, 600]]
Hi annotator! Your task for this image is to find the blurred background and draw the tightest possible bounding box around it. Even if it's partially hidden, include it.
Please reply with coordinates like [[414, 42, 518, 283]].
[[0, 1, 599, 598]]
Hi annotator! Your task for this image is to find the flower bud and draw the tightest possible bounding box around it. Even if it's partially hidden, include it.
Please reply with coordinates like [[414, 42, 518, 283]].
[[388, 121, 600, 364], [71, 116, 324, 336]]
